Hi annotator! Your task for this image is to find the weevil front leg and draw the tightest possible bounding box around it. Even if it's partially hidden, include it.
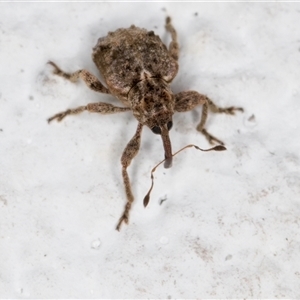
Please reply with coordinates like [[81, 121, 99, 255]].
[[48, 61, 110, 94], [116, 123, 143, 231], [174, 91, 243, 145], [48, 102, 131, 123], [165, 16, 179, 61]]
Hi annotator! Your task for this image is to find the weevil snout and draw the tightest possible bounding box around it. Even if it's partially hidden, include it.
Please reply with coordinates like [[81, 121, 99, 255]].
[[162, 128, 172, 168], [150, 120, 173, 168]]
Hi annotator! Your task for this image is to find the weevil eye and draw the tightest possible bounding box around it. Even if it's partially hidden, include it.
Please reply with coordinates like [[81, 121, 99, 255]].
[[151, 126, 161, 134], [167, 121, 173, 131]]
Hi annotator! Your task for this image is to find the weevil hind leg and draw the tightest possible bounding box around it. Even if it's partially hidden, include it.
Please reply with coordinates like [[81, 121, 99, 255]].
[[48, 61, 110, 94], [197, 98, 243, 144], [196, 101, 225, 145], [206, 98, 244, 115], [165, 17, 179, 61], [116, 123, 143, 231], [174, 91, 243, 145]]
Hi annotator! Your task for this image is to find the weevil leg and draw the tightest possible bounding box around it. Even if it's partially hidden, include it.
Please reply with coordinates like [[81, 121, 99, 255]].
[[165, 17, 179, 61], [48, 102, 131, 123], [48, 61, 110, 94], [174, 91, 243, 145], [116, 123, 143, 231]]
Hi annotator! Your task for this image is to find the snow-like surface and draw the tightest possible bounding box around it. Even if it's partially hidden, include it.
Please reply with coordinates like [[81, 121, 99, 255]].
[[1, 2, 300, 298]]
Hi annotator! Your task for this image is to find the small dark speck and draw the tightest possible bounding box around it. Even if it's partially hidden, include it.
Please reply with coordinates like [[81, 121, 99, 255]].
[[225, 254, 232, 261], [0, 129, 3, 132], [194, 12, 198, 16], [0, 195, 7, 205], [248, 114, 255, 122], [161, 7, 166, 12], [159, 196, 167, 205], [29, 95, 34, 100], [20, 69, 24, 73]]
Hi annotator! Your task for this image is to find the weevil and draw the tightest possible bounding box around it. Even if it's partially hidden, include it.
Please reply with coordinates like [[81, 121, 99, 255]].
[[47, 17, 243, 230]]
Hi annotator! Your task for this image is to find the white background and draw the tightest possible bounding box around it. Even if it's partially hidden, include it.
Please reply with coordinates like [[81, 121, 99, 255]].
[[1, 2, 300, 298]]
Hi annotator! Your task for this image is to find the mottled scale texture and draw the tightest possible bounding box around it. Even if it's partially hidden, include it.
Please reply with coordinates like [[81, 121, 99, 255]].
[[92, 25, 178, 101]]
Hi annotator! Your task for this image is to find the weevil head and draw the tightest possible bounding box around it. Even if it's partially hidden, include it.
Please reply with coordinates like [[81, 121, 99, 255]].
[[129, 74, 175, 168]]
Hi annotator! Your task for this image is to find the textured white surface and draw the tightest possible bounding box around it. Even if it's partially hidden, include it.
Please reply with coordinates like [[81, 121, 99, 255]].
[[1, 2, 300, 298]]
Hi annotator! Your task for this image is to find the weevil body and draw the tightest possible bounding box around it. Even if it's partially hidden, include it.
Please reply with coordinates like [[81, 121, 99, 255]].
[[92, 24, 178, 167], [48, 17, 243, 230]]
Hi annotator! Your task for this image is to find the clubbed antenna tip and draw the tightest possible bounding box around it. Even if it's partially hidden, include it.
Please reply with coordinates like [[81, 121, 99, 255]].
[[143, 144, 227, 207]]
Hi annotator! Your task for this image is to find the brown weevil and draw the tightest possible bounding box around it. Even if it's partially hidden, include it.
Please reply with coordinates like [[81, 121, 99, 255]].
[[47, 17, 243, 230]]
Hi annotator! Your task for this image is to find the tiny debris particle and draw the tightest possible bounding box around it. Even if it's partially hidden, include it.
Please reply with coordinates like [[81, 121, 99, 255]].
[[244, 113, 257, 128], [159, 196, 167, 205], [248, 114, 255, 122], [225, 254, 232, 261], [0, 195, 7, 205], [91, 239, 101, 250]]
